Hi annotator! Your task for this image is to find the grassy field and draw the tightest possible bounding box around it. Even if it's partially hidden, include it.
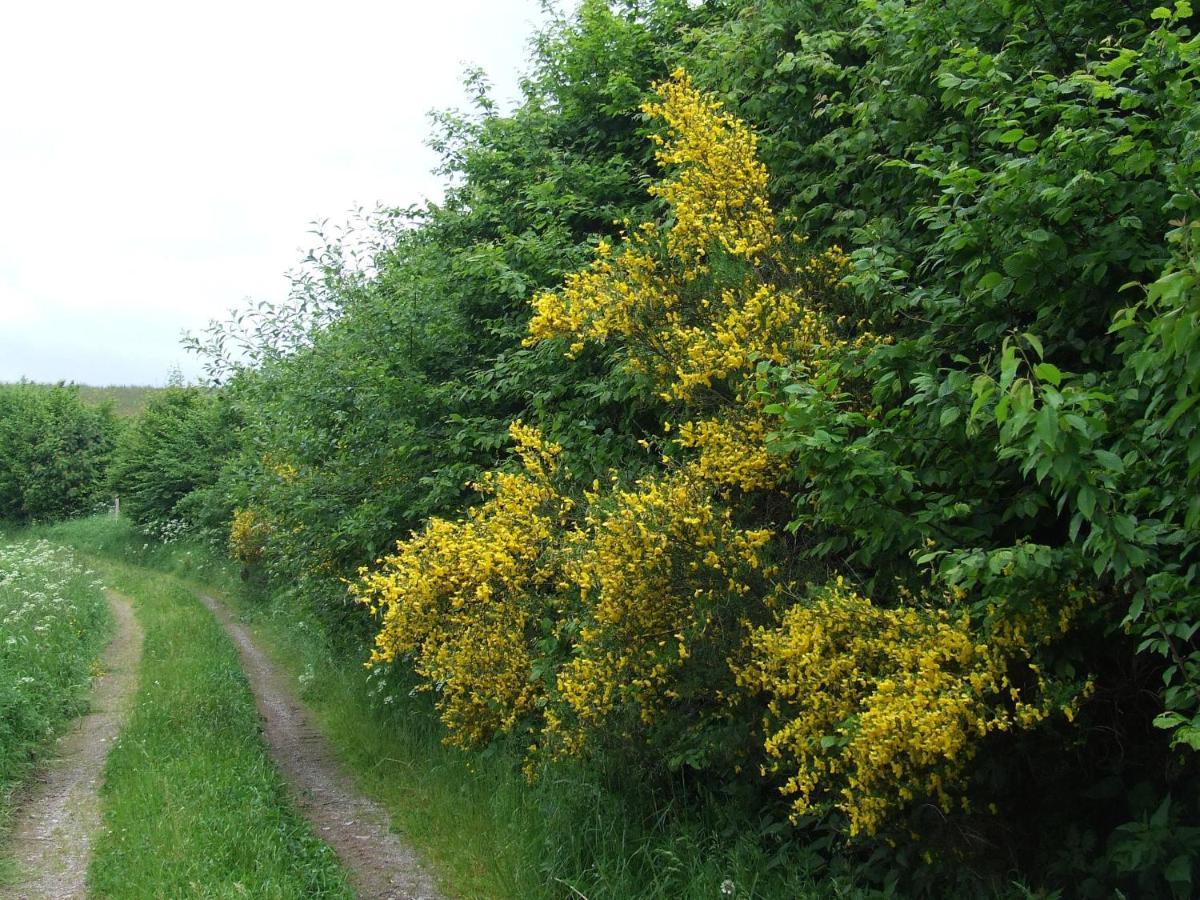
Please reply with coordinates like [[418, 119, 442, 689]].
[[74, 385, 164, 419], [42, 517, 844, 900], [33, 519, 351, 899], [1, 383, 164, 419], [0, 538, 111, 874]]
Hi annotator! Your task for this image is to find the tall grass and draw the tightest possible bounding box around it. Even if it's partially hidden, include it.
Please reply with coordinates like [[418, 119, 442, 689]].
[[0, 538, 110, 845]]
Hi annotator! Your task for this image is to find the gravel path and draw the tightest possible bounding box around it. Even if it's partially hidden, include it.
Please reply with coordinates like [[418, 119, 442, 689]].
[[197, 593, 442, 900], [1, 590, 143, 900]]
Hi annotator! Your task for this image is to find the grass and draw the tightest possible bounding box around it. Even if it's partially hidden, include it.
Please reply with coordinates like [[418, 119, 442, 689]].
[[1, 383, 164, 418], [41, 516, 856, 900], [217, 616, 839, 900], [74, 384, 164, 418], [31, 518, 351, 899], [0, 537, 111, 880]]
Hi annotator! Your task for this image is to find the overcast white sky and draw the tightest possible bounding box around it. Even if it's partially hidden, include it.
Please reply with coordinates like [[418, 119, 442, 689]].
[[0, 0, 549, 385]]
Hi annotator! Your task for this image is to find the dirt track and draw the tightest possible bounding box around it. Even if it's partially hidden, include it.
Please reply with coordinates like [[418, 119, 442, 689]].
[[197, 593, 442, 900], [1, 590, 143, 900]]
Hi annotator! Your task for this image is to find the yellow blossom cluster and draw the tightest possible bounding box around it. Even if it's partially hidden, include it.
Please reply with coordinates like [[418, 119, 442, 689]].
[[737, 579, 1085, 836], [352, 422, 571, 747], [229, 507, 269, 566], [676, 414, 785, 492], [525, 224, 664, 360], [526, 72, 850, 405], [544, 462, 774, 757], [643, 69, 776, 266], [262, 451, 299, 483]]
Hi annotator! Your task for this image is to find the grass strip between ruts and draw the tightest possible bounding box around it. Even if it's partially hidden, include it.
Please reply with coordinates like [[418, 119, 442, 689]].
[[81, 556, 352, 899]]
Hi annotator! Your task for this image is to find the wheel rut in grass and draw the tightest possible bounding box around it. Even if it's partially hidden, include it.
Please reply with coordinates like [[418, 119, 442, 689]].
[[197, 593, 442, 900], [2, 590, 143, 900]]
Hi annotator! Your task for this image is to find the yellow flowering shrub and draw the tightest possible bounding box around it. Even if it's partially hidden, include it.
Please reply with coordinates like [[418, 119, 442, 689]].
[[229, 507, 269, 566], [544, 461, 774, 758], [352, 422, 571, 747], [738, 579, 1091, 836], [353, 70, 1089, 840], [520, 71, 849, 759], [526, 71, 850, 405]]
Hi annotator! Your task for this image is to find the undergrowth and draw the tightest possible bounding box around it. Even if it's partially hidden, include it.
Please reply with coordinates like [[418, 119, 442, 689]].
[[45, 516, 871, 899]]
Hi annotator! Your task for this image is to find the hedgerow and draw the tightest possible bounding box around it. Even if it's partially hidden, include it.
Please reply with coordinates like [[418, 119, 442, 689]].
[[0, 383, 115, 523], [150, 0, 1200, 893], [352, 68, 1102, 850]]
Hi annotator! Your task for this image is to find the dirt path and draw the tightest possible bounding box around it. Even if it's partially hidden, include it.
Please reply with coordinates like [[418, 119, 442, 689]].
[[1, 590, 143, 900], [197, 593, 442, 900]]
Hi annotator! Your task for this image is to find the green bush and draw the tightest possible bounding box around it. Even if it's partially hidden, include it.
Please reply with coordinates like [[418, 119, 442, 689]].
[[0, 383, 115, 523], [149, 0, 1200, 893], [107, 386, 239, 542]]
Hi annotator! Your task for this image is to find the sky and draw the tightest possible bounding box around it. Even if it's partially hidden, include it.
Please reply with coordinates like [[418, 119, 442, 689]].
[[0, 0, 549, 386]]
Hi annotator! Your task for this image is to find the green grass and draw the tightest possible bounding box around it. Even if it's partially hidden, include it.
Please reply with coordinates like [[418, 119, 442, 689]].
[[220, 613, 839, 900], [74, 384, 164, 418], [0, 537, 111, 879], [33, 518, 351, 899], [0, 383, 164, 419], [42, 517, 855, 900]]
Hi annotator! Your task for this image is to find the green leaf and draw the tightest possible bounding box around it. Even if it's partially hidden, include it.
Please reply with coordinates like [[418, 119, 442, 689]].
[[1077, 485, 1097, 520], [977, 271, 1004, 292], [1036, 404, 1059, 447], [1154, 711, 1188, 730], [1150, 797, 1171, 828], [1000, 342, 1020, 390], [1023, 332, 1044, 360], [1034, 362, 1063, 386], [1151, 5, 1172, 18], [1164, 394, 1198, 430], [1173, 726, 1200, 751], [1093, 449, 1126, 473]]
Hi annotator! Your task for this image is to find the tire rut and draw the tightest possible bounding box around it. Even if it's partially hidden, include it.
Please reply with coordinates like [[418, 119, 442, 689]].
[[196, 593, 442, 900], [1, 590, 143, 900]]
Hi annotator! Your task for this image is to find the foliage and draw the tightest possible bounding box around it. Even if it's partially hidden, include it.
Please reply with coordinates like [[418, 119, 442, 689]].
[[0, 383, 116, 523], [154, 0, 1200, 894], [738, 0, 1200, 891], [107, 386, 238, 541]]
